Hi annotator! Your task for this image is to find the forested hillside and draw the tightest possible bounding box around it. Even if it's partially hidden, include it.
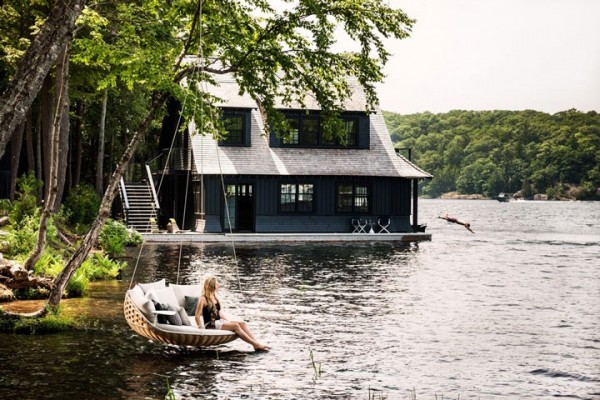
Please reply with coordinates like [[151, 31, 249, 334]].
[[385, 110, 600, 199]]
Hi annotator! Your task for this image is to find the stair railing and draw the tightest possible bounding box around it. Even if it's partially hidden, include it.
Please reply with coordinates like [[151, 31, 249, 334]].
[[119, 177, 130, 226], [145, 163, 160, 211]]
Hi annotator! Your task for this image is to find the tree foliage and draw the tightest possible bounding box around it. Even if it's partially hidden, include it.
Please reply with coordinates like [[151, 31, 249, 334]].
[[0, 0, 86, 157], [1, 0, 415, 193], [0, 0, 416, 314], [385, 109, 600, 199]]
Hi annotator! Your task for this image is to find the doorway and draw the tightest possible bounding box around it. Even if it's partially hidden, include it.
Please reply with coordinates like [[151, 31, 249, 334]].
[[223, 183, 254, 232]]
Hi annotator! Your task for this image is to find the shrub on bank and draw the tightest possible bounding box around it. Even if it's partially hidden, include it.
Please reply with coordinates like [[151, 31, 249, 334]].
[[9, 172, 42, 226], [61, 185, 101, 231], [32, 250, 124, 298], [0, 181, 137, 301], [4, 213, 58, 259], [0, 199, 11, 216], [99, 219, 142, 258], [81, 253, 126, 281]]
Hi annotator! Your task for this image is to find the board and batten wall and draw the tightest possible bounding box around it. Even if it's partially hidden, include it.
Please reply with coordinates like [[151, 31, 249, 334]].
[[199, 175, 412, 233]]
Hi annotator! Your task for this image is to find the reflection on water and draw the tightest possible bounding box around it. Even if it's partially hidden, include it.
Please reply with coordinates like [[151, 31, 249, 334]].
[[1, 199, 599, 399]]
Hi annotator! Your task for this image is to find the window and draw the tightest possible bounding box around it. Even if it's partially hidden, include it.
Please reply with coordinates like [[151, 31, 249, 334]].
[[343, 119, 358, 147], [222, 115, 243, 144], [280, 183, 314, 213], [277, 112, 360, 148], [336, 183, 370, 213], [282, 117, 319, 146], [283, 119, 300, 145], [220, 110, 249, 146]]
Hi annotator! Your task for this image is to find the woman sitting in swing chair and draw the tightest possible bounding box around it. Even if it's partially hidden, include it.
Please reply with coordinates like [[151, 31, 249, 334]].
[[196, 275, 270, 352]]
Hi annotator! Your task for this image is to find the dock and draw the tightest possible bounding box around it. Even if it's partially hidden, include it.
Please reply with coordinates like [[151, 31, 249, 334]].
[[142, 232, 432, 243]]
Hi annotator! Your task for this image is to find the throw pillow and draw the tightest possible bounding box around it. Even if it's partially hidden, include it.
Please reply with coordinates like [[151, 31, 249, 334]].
[[151, 287, 179, 307], [178, 307, 191, 326], [128, 286, 148, 311], [184, 296, 199, 316], [140, 299, 157, 324], [138, 279, 166, 295], [170, 284, 202, 308], [152, 301, 168, 324], [164, 304, 183, 326], [153, 301, 183, 325]]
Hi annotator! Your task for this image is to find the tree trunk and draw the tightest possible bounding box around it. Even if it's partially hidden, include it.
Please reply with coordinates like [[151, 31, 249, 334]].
[[54, 70, 71, 211], [35, 102, 43, 187], [96, 89, 108, 197], [41, 74, 54, 198], [23, 46, 70, 272], [72, 102, 83, 188], [40, 76, 53, 198], [9, 123, 24, 201], [66, 125, 72, 194], [45, 92, 169, 310], [25, 109, 35, 173], [0, 0, 86, 158]]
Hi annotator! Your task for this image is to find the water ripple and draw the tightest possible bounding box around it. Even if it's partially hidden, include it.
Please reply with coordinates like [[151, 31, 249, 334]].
[[1, 200, 600, 399]]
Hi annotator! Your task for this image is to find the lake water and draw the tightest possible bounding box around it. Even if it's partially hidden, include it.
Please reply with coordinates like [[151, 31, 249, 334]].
[[0, 199, 599, 399]]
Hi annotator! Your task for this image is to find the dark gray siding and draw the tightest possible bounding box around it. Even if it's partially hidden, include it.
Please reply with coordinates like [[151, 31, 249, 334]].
[[198, 174, 413, 233], [357, 115, 370, 149]]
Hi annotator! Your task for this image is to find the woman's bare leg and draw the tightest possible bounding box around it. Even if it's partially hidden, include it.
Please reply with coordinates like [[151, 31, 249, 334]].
[[221, 322, 267, 350], [229, 320, 257, 342]]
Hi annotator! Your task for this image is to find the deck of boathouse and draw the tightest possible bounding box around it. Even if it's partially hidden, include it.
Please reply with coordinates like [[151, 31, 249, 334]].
[[142, 232, 431, 243]]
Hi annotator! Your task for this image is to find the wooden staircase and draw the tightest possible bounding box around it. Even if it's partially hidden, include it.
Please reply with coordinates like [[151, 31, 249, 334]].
[[119, 179, 159, 233]]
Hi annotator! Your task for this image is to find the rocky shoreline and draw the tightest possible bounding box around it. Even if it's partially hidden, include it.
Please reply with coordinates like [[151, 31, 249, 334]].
[[0, 254, 53, 302]]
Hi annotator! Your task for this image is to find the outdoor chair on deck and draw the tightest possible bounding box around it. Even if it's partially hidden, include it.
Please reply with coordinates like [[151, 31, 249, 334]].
[[351, 218, 367, 233], [378, 217, 391, 233]]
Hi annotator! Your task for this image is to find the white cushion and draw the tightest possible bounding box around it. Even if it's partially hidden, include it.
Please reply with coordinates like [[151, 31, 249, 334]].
[[170, 284, 202, 307], [128, 285, 146, 309], [178, 307, 191, 326], [146, 287, 179, 308], [140, 300, 157, 323], [155, 323, 236, 336], [128, 286, 156, 323], [138, 279, 166, 294]]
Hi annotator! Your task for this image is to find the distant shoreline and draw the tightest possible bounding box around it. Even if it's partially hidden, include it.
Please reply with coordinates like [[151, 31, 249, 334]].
[[433, 191, 587, 201]]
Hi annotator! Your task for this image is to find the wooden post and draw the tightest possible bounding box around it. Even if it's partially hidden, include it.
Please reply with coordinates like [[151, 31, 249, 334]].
[[412, 178, 419, 231]]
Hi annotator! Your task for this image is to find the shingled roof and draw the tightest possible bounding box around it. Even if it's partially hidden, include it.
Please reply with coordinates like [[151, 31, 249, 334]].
[[191, 76, 432, 179], [204, 74, 369, 112]]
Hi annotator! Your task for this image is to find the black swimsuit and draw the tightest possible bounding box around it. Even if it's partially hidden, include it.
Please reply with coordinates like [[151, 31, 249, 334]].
[[202, 299, 221, 329]]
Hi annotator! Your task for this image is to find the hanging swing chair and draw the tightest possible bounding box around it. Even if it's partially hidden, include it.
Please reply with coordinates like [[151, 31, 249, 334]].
[[124, 290, 237, 347], [122, 1, 241, 347], [121, 95, 241, 347]]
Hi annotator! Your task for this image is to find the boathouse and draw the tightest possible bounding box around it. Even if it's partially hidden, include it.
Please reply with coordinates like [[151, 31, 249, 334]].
[[119, 75, 431, 234]]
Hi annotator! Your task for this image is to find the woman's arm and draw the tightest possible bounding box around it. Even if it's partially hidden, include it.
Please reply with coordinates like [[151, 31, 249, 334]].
[[195, 297, 205, 329]]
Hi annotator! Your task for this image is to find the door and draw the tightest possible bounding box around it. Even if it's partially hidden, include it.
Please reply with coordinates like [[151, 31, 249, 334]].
[[223, 183, 254, 232]]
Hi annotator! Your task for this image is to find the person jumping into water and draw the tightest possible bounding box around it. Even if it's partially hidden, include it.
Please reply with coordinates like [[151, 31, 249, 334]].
[[438, 211, 475, 233]]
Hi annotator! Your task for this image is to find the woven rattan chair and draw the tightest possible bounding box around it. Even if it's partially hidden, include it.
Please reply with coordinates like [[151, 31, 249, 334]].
[[124, 292, 238, 347]]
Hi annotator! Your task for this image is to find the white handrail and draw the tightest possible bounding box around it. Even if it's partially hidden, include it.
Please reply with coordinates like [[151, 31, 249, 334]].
[[145, 163, 160, 210], [119, 177, 130, 210]]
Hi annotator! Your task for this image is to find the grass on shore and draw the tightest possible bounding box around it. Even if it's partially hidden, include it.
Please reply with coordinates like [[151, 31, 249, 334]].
[[0, 306, 91, 334]]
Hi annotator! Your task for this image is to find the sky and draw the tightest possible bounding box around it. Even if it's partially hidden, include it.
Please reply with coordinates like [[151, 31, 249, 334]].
[[370, 0, 600, 115]]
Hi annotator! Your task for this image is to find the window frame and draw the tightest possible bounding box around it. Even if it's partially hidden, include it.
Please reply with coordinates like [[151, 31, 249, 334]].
[[277, 112, 360, 149], [219, 109, 250, 147], [279, 182, 315, 214], [335, 182, 371, 214]]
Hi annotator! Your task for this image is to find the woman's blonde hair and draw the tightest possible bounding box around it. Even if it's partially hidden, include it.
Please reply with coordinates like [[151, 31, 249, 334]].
[[202, 275, 219, 309]]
